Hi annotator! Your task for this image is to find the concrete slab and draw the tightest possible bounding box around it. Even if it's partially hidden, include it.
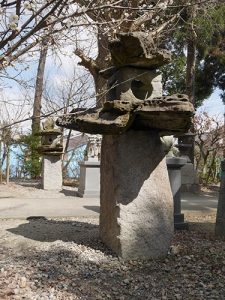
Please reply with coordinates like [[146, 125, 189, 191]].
[[0, 182, 218, 218], [182, 192, 218, 212], [0, 197, 100, 218]]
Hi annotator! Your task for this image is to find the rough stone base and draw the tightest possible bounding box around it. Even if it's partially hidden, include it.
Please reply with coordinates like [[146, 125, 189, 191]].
[[100, 130, 174, 260], [77, 161, 100, 198], [42, 155, 62, 190]]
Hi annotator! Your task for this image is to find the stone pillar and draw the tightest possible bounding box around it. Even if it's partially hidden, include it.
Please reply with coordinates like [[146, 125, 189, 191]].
[[77, 161, 100, 197], [77, 135, 101, 197], [178, 133, 199, 192], [42, 155, 62, 190], [215, 160, 225, 237], [167, 157, 188, 230], [100, 130, 174, 260]]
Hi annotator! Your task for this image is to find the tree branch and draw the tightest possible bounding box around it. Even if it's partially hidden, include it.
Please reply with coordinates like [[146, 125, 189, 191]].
[[74, 48, 99, 77]]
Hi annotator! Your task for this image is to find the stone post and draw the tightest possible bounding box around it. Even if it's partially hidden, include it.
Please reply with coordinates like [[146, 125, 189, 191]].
[[39, 118, 63, 191], [77, 135, 101, 197], [167, 157, 188, 230], [177, 133, 199, 192], [100, 131, 174, 259]]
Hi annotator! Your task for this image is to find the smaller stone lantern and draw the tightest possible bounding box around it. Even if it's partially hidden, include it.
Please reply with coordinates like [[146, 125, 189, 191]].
[[38, 117, 63, 190]]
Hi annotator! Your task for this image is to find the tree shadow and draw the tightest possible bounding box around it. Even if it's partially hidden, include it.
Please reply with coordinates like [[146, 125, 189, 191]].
[[60, 188, 76, 197], [83, 205, 100, 213], [14, 180, 42, 189], [7, 217, 109, 253], [188, 221, 216, 235]]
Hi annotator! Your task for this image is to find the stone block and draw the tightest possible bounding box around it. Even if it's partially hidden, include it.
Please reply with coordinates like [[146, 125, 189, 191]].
[[77, 161, 100, 198], [100, 130, 174, 260], [42, 155, 62, 190], [181, 162, 199, 192]]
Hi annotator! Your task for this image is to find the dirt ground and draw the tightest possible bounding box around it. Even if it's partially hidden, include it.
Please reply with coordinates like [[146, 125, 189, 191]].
[[0, 180, 76, 198], [0, 182, 224, 299]]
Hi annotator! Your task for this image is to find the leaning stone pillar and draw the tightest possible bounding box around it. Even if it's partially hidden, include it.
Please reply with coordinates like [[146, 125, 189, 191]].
[[100, 130, 174, 259]]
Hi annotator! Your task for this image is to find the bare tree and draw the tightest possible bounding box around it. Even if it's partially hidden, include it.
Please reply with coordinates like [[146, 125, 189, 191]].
[[32, 38, 49, 135], [0, 98, 25, 183], [194, 112, 223, 184]]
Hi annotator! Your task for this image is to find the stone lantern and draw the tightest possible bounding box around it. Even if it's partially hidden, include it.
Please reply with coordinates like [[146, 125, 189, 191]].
[[39, 117, 63, 190], [57, 32, 194, 259]]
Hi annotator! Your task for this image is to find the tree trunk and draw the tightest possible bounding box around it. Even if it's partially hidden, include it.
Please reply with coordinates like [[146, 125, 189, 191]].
[[215, 160, 225, 237], [0, 140, 2, 184], [206, 151, 216, 185], [62, 129, 72, 179], [184, 4, 197, 164], [32, 38, 48, 135], [94, 32, 109, 107], [6, 145, 10, 184], [216, 113, 225, 235], [186, 39, 196, 104]]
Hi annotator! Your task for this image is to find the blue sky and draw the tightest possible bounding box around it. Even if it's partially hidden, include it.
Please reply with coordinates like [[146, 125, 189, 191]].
[[197, 89, 224, 118]]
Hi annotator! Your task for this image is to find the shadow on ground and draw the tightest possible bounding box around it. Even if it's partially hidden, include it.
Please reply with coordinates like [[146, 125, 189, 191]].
[[60, 189, 76, 197], [6, 217, 108, 252], [13, 180, 42, 189], [6, 217, 225, 299], [188, 222, 216, 235], [83, 205, 100, 213]]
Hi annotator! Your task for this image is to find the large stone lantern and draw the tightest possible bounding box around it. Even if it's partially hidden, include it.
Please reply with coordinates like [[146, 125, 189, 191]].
[[57, 32, 194, 259]]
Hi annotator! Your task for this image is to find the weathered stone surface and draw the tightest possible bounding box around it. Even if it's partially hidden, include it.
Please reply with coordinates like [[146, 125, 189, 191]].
[[42, 155, 62, 190], [106, 68, 162, 101], [39, 119, 63, 155], [77, 161, 100, 198], [100, 130, 174, 259], [57, 94, 194, 135], [56, 107, 132, 135], [109, 32, 171, 68]]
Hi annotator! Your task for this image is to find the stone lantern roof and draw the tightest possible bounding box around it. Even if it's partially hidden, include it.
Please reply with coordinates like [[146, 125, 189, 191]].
[[57, 32, 194, 136], [38, 117, 63, 155]]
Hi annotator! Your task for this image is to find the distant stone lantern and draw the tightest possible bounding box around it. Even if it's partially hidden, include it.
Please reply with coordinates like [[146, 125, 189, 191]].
[[38, 117, 63, 190]]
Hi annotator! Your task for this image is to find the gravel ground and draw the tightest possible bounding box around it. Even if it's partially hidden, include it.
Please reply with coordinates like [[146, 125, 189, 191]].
[[0, 212, 225, 300]]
